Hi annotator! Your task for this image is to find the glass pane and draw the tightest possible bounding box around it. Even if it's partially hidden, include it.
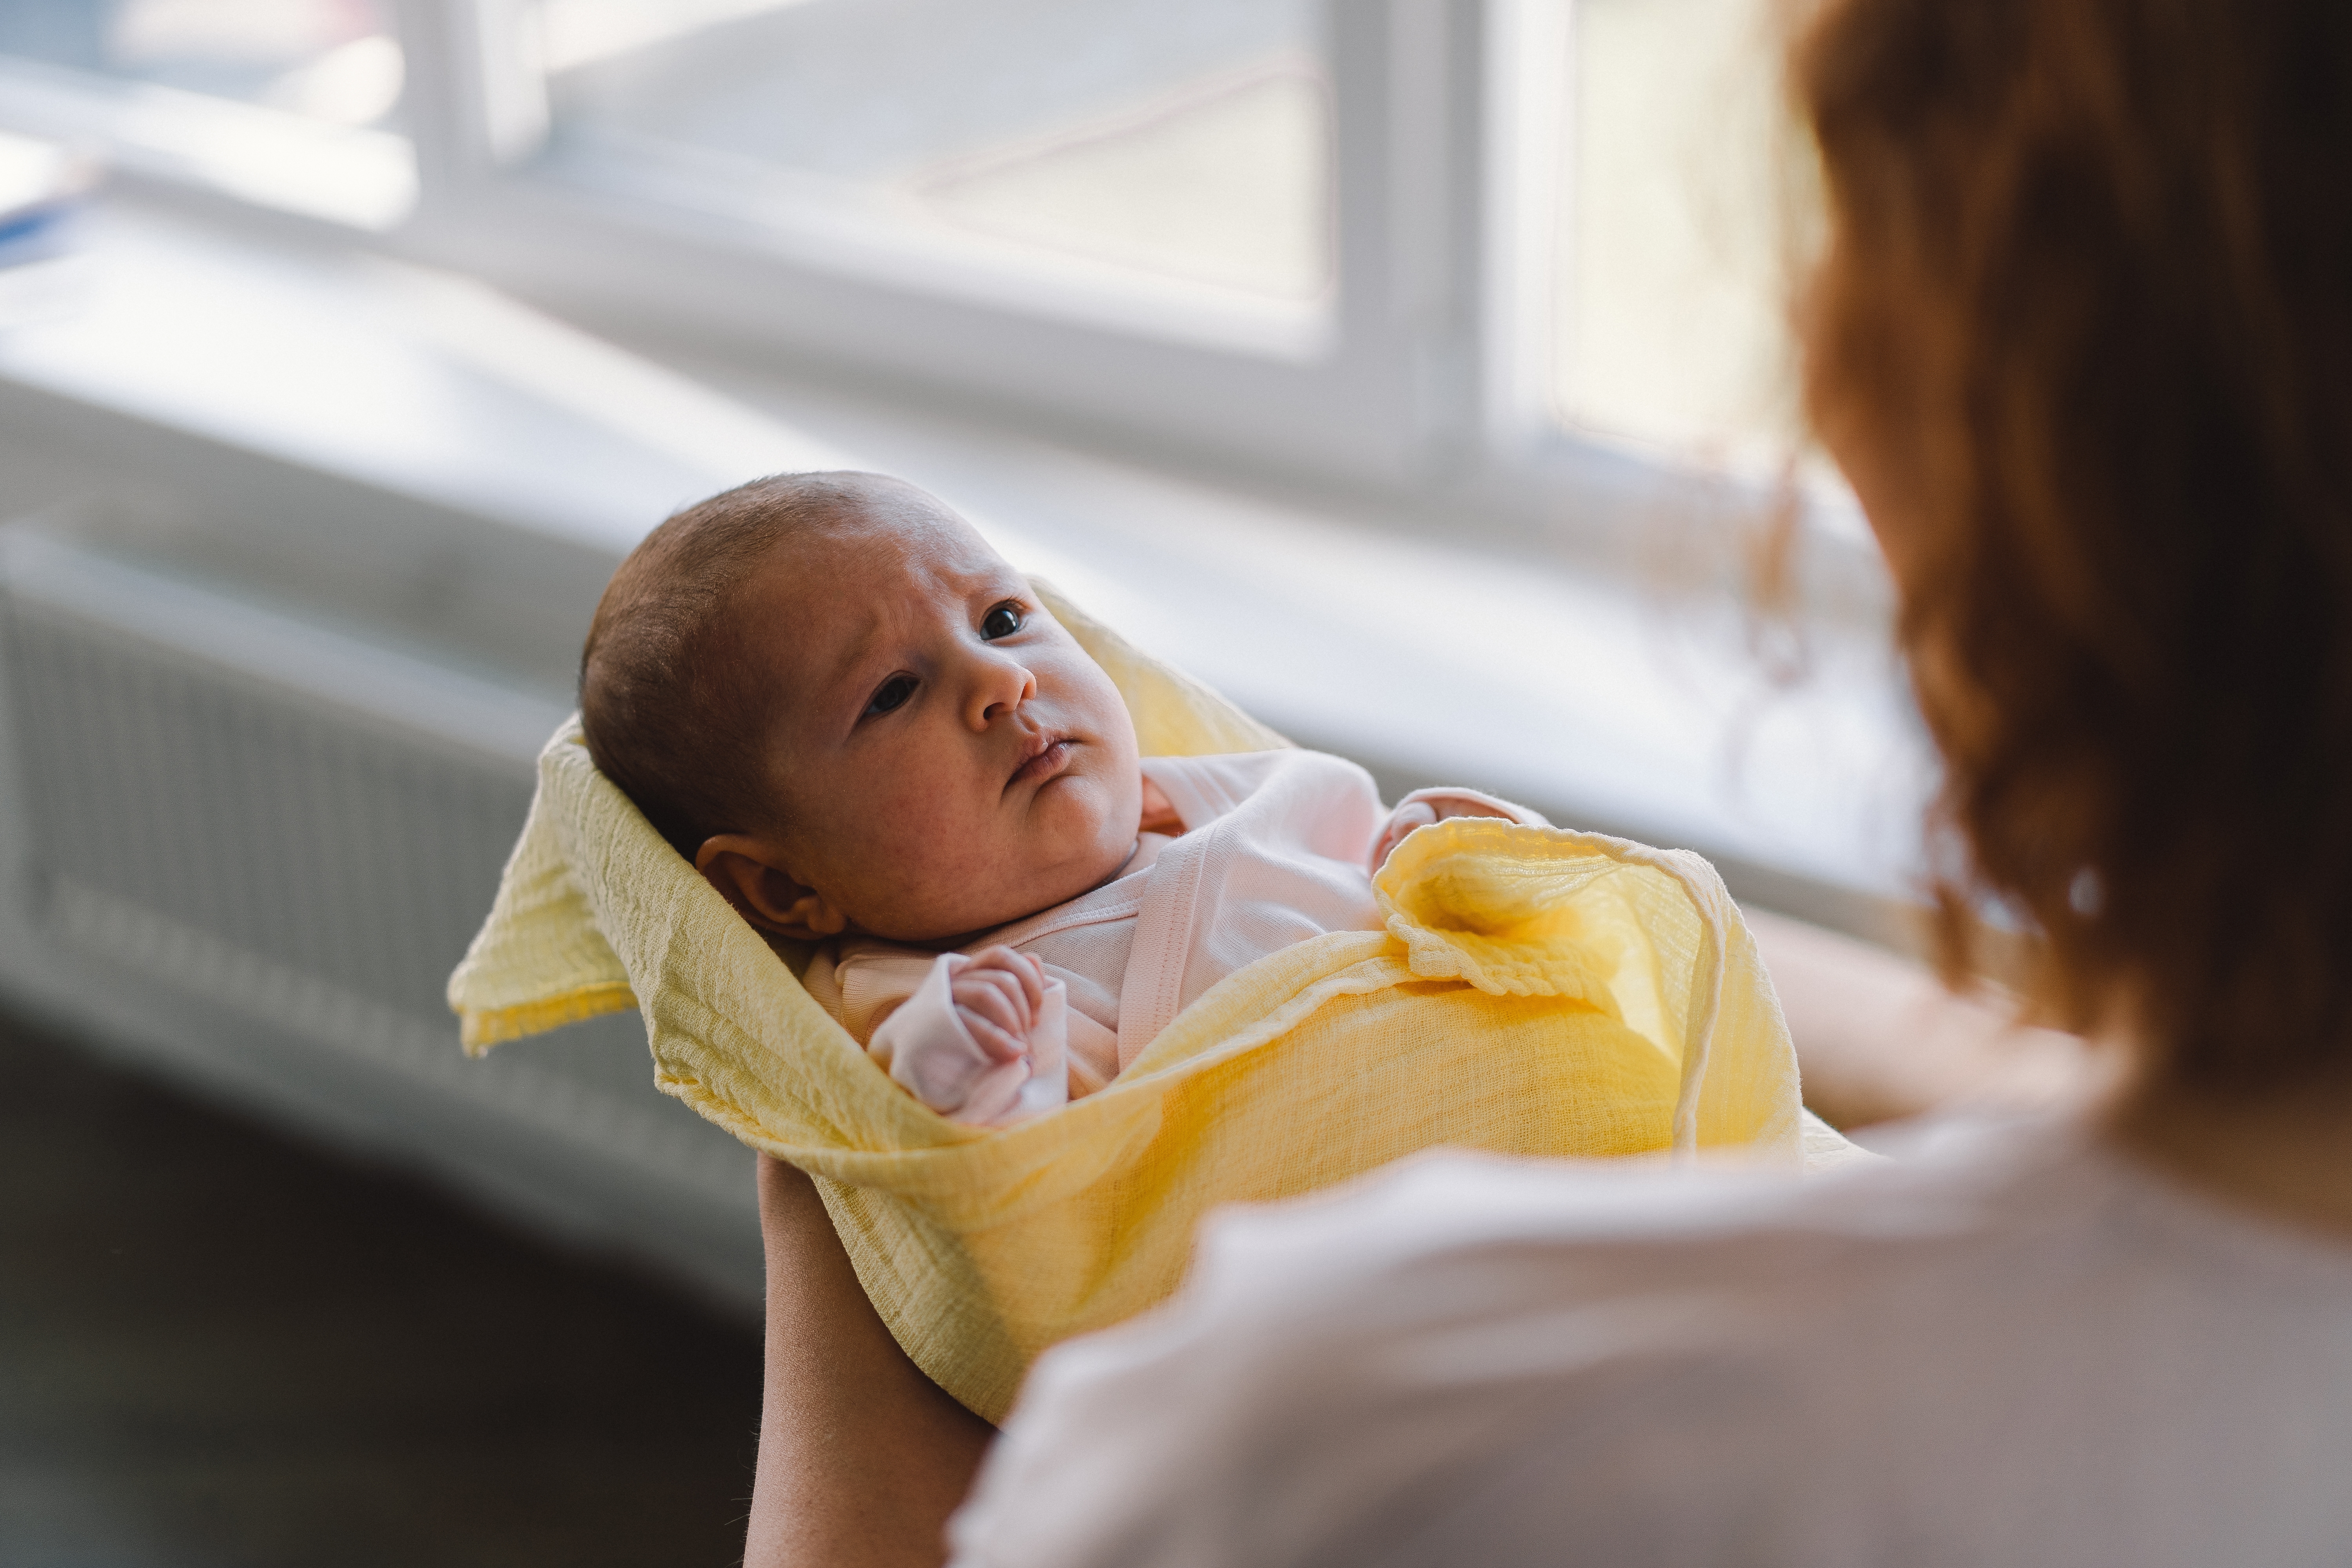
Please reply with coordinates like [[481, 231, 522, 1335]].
[[0, 0, 405, 129], [1554, 0, 1810, 466], [534, 0, 1331, 303]]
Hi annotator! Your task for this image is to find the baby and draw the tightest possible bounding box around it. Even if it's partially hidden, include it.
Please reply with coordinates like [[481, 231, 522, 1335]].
[[579, 472, 1543, 1124]]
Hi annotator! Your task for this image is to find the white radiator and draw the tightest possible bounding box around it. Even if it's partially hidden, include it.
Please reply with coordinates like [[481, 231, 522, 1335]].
[[0, 522, 761, 1312]]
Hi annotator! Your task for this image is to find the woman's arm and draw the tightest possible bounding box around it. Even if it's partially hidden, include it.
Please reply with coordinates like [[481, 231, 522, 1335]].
[[1745, 909, 2092, 1128], [742, 1156, 996, 1568]]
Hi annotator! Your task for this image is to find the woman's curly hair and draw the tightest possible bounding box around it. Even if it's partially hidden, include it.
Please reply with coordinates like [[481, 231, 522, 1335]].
[[1794, 0, 2352, 1090]]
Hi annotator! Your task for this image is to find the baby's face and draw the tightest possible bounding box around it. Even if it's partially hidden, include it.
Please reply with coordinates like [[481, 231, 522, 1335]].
[[718, 500, 1142, 944]]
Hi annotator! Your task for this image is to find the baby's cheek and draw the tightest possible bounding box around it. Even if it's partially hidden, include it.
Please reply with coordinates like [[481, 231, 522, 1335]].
[[814, 801, 972, 913], [886, 813, 995, 890]]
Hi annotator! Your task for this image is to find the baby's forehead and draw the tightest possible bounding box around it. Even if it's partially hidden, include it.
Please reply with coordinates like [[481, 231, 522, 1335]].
[[736, 500, 1015, 665], [774, 494, 998, 577]]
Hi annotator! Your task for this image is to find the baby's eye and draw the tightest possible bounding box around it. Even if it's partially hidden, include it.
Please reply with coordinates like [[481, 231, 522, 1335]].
[[864, 674, 917, 717], [981, 603, 1025, 641]]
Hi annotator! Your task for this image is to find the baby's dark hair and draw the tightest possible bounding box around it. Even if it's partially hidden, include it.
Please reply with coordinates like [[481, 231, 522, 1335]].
[[581, 469, 914, 859]]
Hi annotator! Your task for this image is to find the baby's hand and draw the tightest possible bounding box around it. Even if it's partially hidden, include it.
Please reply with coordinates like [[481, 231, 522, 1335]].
[[951, 947, 1047, 1064], [1372, 794, 1521, 870]]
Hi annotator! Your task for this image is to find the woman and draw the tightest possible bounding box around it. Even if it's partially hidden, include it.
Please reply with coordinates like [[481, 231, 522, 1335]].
[[747, 1, 2352, 1561]]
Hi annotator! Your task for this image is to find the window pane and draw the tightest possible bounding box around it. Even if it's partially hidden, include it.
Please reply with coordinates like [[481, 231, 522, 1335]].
[[0, 0, 405, 128], [0, 2, 412, 228], [1554, 0, 1809, 466], [533, 0, 1331, 303]]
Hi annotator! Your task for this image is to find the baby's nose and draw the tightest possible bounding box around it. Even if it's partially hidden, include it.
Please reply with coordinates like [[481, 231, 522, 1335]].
[[968, 652, 1038, 728]]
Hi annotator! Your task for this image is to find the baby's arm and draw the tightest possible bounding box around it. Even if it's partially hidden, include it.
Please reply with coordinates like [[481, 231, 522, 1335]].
[[867, 947, 1070, 1125], [1371, 786, 1550, 870]]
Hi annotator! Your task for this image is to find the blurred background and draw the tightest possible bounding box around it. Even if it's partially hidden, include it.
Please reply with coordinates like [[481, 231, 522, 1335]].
[[0, 1, 1937, 1561]]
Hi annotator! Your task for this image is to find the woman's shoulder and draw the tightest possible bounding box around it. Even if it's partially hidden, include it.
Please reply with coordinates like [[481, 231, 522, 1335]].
[[953, 1112, 2352, 1568]]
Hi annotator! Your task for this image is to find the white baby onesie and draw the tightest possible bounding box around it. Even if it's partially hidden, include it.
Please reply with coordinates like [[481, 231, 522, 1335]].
[[799, 750, 1544, 1125]]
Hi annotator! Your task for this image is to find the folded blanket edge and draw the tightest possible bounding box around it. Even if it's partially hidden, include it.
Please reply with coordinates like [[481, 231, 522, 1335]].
[[459, 982, 639, 1056]]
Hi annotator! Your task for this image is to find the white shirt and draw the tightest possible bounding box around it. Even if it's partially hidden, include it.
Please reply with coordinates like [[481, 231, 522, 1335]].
[[949, 1111, 2352, 1566]]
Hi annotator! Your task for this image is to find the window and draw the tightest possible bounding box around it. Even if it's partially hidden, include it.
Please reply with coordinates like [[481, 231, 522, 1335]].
[[532, 0, 1332, 307], [1552, 0, 1810, 472], [0, 0, 413, 227], [0, 0, 1827, 534]]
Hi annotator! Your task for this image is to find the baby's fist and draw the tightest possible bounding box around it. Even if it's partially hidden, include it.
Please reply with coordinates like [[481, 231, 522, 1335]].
[[1372, 793, 1523, 870], [951, 947, 1047, 1064]]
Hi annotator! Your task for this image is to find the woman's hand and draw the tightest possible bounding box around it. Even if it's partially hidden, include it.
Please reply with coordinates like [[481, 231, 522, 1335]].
[[743, 1156, 996, 1568]]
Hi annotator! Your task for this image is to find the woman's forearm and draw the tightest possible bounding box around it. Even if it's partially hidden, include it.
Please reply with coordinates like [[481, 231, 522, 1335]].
[[1746, 909, 2091, 1127], [742, 1156, 996, 1568]]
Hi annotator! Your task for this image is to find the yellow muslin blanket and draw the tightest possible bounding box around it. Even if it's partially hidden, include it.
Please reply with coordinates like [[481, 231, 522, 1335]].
[[449, 583, 1811, 1421]]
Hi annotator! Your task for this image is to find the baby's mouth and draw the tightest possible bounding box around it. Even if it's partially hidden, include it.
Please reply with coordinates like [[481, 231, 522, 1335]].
[[1008, 733, 1075, 791]]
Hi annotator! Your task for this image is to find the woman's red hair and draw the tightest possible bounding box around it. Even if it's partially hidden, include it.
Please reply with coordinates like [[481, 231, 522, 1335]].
[[1794, 0, 2352, 1089]]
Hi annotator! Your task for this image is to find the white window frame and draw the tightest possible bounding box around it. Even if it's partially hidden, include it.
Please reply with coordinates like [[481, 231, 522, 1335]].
[[387, 0, 1586, 497], [0, 49, 417, 232], [0, 0, 1832, 565]]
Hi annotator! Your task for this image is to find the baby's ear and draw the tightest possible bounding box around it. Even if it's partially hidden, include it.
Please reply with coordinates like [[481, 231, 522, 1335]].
[[694, 836, 849, 940]]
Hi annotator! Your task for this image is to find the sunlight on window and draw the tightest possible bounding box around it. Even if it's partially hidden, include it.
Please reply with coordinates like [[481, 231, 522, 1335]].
[[535, 0, 1330, 304], [539, 0, 816, 74], [1555, 0, 1815, 470], [912, 60, 1326, 301], [0, 0, 412, 227], [72, 0, 403, 126]]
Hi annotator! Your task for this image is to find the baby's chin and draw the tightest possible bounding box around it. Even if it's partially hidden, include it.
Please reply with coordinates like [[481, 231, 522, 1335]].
[[1031, 766, 1141, 876], [868, 860, 1123, 945], [875, 805, 1134, 942], [979, 820, 1137, 929]]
